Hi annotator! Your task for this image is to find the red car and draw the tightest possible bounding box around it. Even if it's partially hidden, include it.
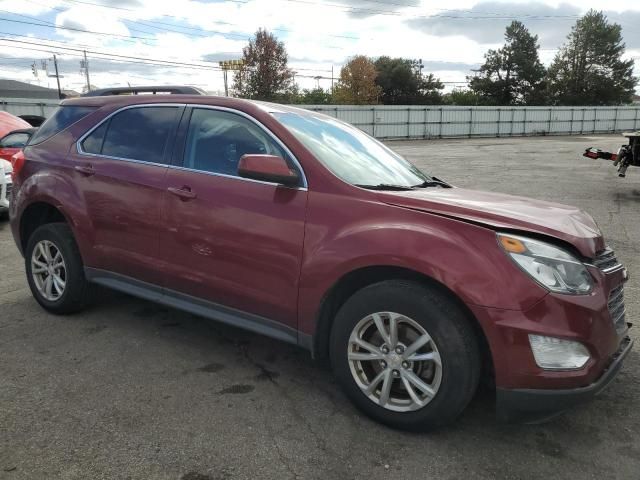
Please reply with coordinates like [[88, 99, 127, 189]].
[[0, 127, 36, 162], [0, 111, 31, 138], [9, 90, 632, 430]]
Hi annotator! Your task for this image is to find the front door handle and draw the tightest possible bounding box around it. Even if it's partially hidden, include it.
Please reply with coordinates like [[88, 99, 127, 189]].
[[167, 186, 197, 200], [74, 164, 95, 176]]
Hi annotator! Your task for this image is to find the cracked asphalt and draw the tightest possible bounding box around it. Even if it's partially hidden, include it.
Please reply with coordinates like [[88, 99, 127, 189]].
[[1, 134, 640, 480]]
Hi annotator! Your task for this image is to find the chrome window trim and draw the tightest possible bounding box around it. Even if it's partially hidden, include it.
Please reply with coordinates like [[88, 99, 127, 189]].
[[76, 103, 308, 190], [165, 164, 306, 190]]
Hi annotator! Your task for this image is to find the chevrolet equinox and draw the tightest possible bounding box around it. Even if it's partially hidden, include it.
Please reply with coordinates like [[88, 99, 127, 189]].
[[9, 90, 633, 430]]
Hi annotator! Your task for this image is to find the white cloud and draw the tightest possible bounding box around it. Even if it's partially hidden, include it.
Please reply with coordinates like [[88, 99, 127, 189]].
[[0, 0, 637, 93]]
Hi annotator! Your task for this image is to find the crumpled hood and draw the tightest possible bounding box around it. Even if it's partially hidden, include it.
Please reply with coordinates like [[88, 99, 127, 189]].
[[379, 187, 604, 258]]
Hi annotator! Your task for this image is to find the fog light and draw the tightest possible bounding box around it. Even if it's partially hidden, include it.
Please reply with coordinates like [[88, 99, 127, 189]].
[[528, 335, 590, 370]]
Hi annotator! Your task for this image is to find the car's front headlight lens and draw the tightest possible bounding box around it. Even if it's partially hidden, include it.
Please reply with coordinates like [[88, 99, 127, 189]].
[[497, 233, 593, 294]]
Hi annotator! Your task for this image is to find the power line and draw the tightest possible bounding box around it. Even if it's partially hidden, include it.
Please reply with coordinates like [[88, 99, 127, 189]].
[[0, 15, 158, 42], [253, 0, 582, 19], [0, 33, 473, 83], [0, 30, 332, 74], [4, 4, 341, 52], [0, 36, 340, 80], [55, 0, 362, 40], [25, 0, 582, 50]]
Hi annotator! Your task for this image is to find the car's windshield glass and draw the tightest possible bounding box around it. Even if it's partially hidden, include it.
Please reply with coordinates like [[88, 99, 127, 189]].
[[272, 112, 431, 187]]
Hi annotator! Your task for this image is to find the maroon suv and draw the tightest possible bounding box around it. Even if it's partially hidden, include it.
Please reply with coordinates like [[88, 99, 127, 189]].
[[9, 90, 633, 430]]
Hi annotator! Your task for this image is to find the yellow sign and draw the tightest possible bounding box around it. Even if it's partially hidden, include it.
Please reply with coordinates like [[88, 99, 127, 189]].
[[219, 60, 244, 70]]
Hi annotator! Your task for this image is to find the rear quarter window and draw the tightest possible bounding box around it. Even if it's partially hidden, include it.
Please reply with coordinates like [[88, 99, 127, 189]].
[[28, 106, 96, 145]]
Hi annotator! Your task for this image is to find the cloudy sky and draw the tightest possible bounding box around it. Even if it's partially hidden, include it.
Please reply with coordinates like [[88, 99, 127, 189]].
[[0, 0, 638, 95]]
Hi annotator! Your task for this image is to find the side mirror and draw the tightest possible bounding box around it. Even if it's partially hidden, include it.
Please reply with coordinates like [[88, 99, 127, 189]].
[[238, 154, 300, 187]]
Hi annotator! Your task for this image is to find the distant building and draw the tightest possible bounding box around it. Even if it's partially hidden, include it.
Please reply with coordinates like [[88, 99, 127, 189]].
[[0, 79, 61, 100], [61, 89, 81, 98], [632, 95, 640, 105]]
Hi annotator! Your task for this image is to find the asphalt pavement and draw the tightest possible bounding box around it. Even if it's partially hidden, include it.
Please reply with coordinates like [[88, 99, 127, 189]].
[[1, 134, 639, 479]]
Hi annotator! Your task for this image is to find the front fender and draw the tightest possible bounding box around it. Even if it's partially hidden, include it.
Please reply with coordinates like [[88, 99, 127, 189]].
[[297, 192, 548, 336]]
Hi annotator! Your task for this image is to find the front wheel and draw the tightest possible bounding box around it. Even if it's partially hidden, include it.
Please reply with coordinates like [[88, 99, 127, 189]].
[[330, 280, 481, 431]]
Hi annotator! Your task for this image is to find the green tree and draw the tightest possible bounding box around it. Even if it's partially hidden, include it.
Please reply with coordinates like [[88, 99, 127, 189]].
[[333, 55, 381, 105], [374, 57, 443, 104], [294, 87, 333, 104], [546, 10, 637, 105], [443, 88, 485, 106], [232, 28, 295, 101], [419, 73, 445, 105], [469, 21, 546, 105]]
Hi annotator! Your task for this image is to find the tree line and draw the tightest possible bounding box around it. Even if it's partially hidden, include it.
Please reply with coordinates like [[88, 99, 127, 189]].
[[233, 10, 637, 106]]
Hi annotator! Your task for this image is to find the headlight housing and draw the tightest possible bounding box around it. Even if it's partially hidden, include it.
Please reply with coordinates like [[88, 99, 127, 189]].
[[497, 233, 593, 294]]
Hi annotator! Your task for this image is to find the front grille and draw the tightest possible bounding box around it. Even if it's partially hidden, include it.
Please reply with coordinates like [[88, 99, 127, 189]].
[[5, 182, 12, 199], [593, 247, 622, 272], [608, 285, 627, 335]]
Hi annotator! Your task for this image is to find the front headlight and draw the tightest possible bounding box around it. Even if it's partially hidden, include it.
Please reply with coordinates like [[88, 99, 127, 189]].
[[497, 233, 593, 294]]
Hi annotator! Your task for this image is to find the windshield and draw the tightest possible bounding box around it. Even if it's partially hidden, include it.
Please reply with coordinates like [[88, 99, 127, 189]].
[[273, 112, 431, 187]]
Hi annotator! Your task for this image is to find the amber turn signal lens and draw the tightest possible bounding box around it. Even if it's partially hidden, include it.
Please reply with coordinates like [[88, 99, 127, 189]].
[[499, 236, 527, 254]]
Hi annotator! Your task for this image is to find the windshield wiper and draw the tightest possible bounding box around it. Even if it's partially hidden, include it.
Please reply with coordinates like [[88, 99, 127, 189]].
[[355, 183, 415, 191], [412, 177, 451, 188]]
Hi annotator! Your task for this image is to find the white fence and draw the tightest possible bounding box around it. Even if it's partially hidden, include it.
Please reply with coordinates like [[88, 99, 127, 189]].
[[3, 98, 639, 139], [304, 105, 640, 139], [1, 98, 59, 119]]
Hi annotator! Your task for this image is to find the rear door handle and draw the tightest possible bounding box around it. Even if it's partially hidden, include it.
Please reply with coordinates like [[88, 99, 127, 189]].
[[75, 164, 95, 176], [167, 186, 197, 200]]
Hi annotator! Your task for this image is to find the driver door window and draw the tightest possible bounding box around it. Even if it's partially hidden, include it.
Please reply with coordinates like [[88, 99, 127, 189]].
[[183, 108, 288, 176]]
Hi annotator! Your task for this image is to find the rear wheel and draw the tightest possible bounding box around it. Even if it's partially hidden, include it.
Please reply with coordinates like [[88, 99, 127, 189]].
[[330, 280, 480, 431], [25, 223, 91, 314]]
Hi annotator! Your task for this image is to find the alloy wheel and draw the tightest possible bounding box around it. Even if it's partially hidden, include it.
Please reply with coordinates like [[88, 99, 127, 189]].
[[31, 240, 66, 301], [347, 311, 442, 412]]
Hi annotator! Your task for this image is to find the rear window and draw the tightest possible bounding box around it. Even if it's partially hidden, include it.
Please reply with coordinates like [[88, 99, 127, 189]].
[[29, 106, 96, 145]]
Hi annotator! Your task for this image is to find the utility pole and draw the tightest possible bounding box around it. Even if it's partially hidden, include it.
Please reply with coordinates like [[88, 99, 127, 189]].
[[331, 65, 334, 95], [52, 54, 62, 99], [81, 50, 91, 93]]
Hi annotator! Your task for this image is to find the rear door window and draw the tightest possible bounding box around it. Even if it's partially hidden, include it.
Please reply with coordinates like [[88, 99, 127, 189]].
[[82, 106, 180, 165], [29, 106, 96, 145]]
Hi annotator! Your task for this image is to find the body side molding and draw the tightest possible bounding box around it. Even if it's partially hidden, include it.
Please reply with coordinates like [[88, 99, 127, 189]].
[[85, 267, 308, 348]]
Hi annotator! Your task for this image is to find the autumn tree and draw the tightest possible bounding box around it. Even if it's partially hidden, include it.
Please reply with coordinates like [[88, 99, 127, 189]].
[[469, 21, 546, 105], [333, 55, 381, 105], [232, 28, 295, 101], [546, 10, 637, 105], [374, 56, 444, 104]]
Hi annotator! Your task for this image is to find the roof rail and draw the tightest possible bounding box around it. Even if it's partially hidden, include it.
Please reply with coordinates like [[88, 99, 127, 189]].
[[82, 85, 207, 97]]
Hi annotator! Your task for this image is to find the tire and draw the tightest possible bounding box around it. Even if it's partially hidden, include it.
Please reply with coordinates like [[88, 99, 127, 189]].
[[25, 222, 91, 314], [330, 280, 481, 431]]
